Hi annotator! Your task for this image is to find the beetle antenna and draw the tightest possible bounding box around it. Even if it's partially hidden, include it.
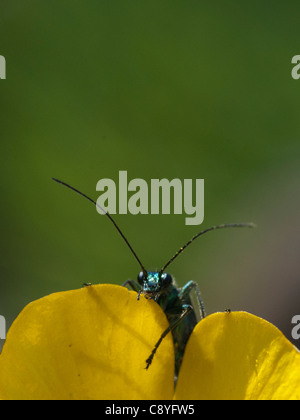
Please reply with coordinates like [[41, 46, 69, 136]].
[[52, 178, 147, 276], [160, 223, 256, 274]]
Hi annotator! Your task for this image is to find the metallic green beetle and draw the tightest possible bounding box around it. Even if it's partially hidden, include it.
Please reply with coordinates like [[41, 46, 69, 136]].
[[53, 178, 254, 378]]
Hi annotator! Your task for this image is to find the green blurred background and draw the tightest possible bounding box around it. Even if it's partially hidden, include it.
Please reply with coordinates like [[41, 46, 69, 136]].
[[0, 1, 299, 350]]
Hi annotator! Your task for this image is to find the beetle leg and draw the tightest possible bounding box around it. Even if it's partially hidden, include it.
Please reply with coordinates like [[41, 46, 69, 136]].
[[145, 304, 193, 370], [179, 280, 206, 320], [122, 279, 141, 293]]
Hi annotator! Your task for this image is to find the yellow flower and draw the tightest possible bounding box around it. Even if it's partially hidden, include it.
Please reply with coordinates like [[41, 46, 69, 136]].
[[0, 284, 299, 400]]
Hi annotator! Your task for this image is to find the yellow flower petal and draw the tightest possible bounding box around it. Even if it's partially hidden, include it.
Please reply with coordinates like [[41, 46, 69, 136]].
[[175, 311, 300, 400], [0, 284, 174, 400]]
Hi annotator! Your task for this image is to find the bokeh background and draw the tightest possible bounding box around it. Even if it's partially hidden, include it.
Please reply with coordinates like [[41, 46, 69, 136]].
[[0, 1, 299, 351]]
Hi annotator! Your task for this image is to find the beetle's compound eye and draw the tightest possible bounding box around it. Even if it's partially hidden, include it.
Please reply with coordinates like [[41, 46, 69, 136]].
[[137, 271, 146, 285], [160, 272, 172, 286]]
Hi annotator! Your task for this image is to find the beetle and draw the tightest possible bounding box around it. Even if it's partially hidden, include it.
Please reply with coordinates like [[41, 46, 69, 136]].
[[52, 178, 254, 377]]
